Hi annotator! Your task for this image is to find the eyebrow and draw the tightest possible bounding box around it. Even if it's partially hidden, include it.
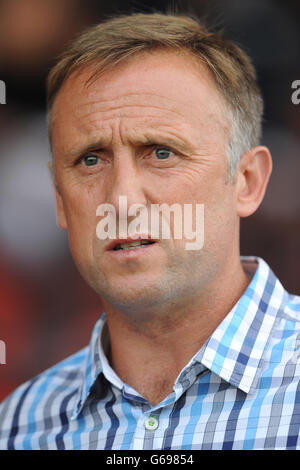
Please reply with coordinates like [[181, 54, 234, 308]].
[[137, 133, 191, 151], [69, 139, 109, 157]]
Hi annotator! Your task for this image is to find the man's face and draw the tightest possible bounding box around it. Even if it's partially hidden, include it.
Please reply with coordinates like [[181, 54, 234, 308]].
[[51, 50, 240, 315]]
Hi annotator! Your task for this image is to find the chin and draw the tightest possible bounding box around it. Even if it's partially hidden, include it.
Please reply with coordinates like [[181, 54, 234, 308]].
[[106, 282, 159, 305], [99, 277, 173, 314]]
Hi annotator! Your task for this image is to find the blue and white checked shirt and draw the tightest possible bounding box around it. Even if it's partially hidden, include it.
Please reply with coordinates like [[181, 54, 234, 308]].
[[0, 256, 299, 450]]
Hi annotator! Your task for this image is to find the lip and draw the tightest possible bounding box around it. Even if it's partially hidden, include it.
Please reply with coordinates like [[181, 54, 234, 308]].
[[107, 241, 159, 260], [105, 235, 158, 252]]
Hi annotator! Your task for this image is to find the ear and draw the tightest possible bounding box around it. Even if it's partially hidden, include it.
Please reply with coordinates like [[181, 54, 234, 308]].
[[236, 146, 272, 218], [48, 161, 68, 230]]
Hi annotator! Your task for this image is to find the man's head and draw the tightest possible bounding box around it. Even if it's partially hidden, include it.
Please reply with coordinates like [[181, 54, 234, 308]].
[[47, 13, 272, 321], [47, 13, 264, 180]]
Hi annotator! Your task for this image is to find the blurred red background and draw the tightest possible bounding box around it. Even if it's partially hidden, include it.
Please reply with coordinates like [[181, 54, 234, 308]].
[[0, 0, 299, 401]]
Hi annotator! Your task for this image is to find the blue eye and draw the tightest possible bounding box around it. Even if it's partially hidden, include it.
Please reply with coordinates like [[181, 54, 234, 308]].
[[82, 154, 98, 166], [155, 148, 172, 159]]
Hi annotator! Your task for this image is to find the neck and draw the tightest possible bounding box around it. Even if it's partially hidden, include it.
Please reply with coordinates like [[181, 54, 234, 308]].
[[101, 257, 251, 405]]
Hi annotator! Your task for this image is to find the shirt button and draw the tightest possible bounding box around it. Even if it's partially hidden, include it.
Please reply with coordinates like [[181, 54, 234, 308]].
[[144, 416, 159, 431]]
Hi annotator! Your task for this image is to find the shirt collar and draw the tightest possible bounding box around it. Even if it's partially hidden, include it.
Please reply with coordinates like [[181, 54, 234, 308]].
[[71, 314, 106, 420], [193, 256, 287, 394], [72, 256, 287, 419]]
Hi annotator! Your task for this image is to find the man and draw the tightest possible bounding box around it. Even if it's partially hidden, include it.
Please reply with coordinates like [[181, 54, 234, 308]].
[[0, 13, 299, 450]]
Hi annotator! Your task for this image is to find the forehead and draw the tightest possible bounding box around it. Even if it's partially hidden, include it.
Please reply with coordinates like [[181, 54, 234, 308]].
[[51, 49, 229, 145]]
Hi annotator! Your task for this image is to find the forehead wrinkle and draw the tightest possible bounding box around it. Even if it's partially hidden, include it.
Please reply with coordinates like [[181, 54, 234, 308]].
[[75, 91, 181, 106], [71, 86, 194, 122], [68, 108, 225, 158], [66, 119, 193, 158], [75, 101, 187, 124], [72, 114, 179, 145], [71, 104, 191, 144]]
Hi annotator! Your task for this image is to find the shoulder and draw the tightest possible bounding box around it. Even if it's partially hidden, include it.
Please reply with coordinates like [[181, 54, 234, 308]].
[[0, 347, 88, 448], [279, 291, 300, 331], [265, 292, 300, 384], [286, 292, 300, 317]]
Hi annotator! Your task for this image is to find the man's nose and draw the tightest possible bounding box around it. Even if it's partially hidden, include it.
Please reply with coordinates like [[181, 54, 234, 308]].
[[105, 152, 148, 212]]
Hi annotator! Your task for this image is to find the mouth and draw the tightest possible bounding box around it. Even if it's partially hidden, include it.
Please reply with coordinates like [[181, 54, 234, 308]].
[[104, 237, 160, 261], [112, 239, 156, 251]]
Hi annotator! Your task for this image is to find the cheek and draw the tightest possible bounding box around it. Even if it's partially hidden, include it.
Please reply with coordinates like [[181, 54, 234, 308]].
[[205, 188, 238, 252], [171, 158, 227, 201], [61, 187, 100, 252]]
